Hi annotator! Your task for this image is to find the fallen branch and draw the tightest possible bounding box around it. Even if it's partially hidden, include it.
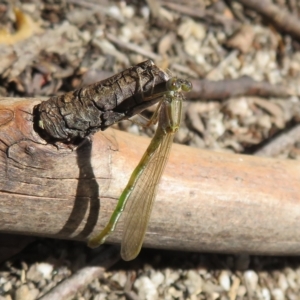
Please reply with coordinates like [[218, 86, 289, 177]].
[[39, 245, 120, 300], [186, 76, 293, 100], [1, 97, 300, 255], [254, 124, 300, 157], [235, 0, 300, 41], [161, 1, 239, 29]]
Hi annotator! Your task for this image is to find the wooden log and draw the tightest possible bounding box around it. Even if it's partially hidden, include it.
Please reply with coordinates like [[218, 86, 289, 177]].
[[0, 96, 300, 255]]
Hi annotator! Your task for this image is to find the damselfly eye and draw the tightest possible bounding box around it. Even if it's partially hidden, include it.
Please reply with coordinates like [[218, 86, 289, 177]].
[[181, 80, 192, 92], [167, 78, 181, 91]]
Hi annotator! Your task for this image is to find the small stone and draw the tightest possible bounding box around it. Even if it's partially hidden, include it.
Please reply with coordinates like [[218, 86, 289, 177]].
[[183, 270, 203, 295], [15, 285, 37, 300], [36, 263, 53, 280], [134, 276, 158, 300], [0, 295, 12, 300], [218, 270, 231, 291], [94, 294, 107, 300], [168, 286, 183, 298], [107, 6, 122, 21], [111, 271, 127, 288], [164, 269, 180, 285], [89, 279, 101, 292], [202, 281, 224, 294], [237, 285, 247, 297], [2, 281, 12, 292], [121, 5, 135, 19], [140, 6, 150, 20], [0, 277, 7, 285], [286, 268, 297, 290], [207, 112, 226, 137], [257, 115, 272, 129], [178, 18, 205, 41], [29, 288, 39, 300], [271, 288, 285, 300], [226, 25, 254, 53], [244, 270, 258, 291], [228, 276, 240, 300], [278, 273, 288, 292], [36, 278, 47, 289], [26, 264, 41, 283], [150, 271, 164, 288], [261, 288, 271, 300], [183, 37, 201, 57], [226, 98, 251, 118]]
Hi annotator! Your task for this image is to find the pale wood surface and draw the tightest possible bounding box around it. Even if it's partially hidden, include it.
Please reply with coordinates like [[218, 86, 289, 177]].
[[0, 97, 299, 255]]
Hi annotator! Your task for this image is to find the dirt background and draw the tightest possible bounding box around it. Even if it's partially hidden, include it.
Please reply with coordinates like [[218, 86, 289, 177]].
[[1, 0, 300, 299]]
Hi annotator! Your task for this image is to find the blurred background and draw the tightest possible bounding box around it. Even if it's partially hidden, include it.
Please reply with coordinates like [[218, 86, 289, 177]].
[[1, 0, 300, 299]]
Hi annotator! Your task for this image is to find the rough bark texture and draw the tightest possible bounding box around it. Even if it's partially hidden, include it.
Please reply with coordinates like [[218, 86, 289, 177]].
[[1, 97, 300, 255], [37, 60, 169, 142]]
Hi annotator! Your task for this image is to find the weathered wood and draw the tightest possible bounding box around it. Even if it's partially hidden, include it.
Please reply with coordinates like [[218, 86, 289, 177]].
[[0, 97, 300, 255]]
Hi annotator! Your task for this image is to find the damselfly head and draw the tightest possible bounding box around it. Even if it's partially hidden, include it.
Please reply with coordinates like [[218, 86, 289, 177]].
[[166, 78, 192, 93]]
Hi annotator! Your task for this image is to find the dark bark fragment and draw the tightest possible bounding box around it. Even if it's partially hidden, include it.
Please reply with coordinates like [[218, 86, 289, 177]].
[[36, 60, 169, 142]]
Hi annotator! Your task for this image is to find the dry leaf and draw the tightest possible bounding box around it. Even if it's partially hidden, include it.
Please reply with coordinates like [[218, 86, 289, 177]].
[[0, 8, 41, 45], [158, 32, 175, 56], [226, 25, 254, 54]]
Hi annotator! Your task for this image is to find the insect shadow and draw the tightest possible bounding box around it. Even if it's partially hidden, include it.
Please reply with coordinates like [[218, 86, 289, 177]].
[[57, 139, 100, 239]]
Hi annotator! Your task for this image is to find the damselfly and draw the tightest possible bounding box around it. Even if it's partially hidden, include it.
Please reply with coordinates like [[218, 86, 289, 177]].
[[88, 77, 192, 261]]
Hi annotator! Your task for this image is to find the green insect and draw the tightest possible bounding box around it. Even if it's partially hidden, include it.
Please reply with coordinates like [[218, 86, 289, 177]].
[[88, 77, 192, 261]]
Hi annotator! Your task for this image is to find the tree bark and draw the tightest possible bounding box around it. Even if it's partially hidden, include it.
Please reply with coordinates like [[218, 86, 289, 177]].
[[1, 97, 300, 255]]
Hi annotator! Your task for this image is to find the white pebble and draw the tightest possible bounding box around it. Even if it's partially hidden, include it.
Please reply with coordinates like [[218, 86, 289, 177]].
[[107, 6, 122, 20], [227, 97, 251, 117], [150, 271, 164, 288], [207, 113, 226, 137], [111, 271, 127, 288], [184, 37, 201, 57], [2, 281, 12, 292], [244, 270, 258, 291], [286, 268, 297, 289], [178, 18, 205, 41], [271, 288, 285, 300], [134, 276, 158, 300], [168, 286, 183, 298], [255, 51, 271, 70], [121, 6, 135, 19], [261, 287, 271, 300], [36, 263, 53, 280], [0, 277, 7, 285], [218, 271, 231, 291], [183, 270, 203, 295], [164, 269, 180, 285], [278, 273, 288, 292], [237, 285, 247, 297], [140, 6, 150, 20], [94, 294, 107, 300]]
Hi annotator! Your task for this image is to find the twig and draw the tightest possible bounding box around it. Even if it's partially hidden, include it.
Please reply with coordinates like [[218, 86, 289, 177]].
[[106, 33, 159, 61], [38, 246, 120, 300], [254, 124, 300, 157], [105, 33, 198, 77], [146, 0, 161, 19], [186, 76, 293, 100], [235, 0, 300, 41], [161, 1, 238, 27], [66, 0, 125, 22]]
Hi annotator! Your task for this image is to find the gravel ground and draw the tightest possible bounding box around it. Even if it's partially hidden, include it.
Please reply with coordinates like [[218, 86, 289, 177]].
[[1, 0, 300, 299]]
